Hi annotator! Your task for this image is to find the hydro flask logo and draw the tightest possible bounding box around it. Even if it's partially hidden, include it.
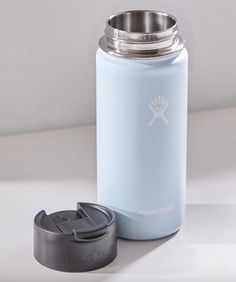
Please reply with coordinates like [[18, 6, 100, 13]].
[[148, 96, 168, 126]]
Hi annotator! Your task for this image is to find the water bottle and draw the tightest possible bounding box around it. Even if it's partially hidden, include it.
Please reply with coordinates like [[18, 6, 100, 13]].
[[96, 10, 188, 240]]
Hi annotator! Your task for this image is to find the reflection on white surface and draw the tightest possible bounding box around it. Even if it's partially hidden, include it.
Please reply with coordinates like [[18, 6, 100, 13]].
[[0, 108, 236, 281]]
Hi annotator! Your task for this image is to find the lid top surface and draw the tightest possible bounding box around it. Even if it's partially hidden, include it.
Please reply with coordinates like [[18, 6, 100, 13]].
[[35, 202, 115, 239]]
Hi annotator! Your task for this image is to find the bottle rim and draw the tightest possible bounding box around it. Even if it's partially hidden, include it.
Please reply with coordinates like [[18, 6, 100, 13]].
[[99, 10, 184, 58]]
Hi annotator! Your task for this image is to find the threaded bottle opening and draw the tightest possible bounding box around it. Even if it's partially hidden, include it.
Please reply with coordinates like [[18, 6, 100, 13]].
[[99, 10, 184, 58]]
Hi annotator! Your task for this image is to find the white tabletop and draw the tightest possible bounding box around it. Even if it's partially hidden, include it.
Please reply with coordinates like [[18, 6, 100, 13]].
[[0, 107, 236, 282]]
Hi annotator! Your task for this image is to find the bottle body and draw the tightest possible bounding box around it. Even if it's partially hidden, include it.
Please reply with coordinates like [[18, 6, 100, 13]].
[[96, 48, 188, 240]]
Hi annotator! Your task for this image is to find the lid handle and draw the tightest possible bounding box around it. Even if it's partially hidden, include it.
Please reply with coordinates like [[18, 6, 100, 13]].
[[72, 222, 108, 241], [76, 202, 97, 225]]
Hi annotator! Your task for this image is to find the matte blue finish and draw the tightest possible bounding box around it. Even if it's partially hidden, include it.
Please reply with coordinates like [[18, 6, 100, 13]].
[[96, 48, 188, 240]]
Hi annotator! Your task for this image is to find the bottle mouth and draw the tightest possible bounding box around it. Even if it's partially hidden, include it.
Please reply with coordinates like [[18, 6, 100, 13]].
[[108, 10, 176, 33], [99, 10, 184, 58]]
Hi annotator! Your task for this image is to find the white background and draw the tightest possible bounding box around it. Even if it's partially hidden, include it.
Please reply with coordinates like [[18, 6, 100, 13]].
[[0, 0, 236, 135]]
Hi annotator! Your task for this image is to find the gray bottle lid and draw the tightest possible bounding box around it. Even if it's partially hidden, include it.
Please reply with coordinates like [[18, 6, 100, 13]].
[[34, 202, 117, 272]]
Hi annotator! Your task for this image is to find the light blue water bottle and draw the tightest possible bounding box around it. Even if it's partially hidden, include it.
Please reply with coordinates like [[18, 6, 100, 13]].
[[96, 10, 188, 240]]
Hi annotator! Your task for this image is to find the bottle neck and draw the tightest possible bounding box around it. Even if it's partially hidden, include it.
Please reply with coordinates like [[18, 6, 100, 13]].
[[99, 10, 184, 59]]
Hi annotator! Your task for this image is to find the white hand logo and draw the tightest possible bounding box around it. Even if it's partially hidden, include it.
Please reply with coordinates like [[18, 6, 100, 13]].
[[148, 96, 168, 126]]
